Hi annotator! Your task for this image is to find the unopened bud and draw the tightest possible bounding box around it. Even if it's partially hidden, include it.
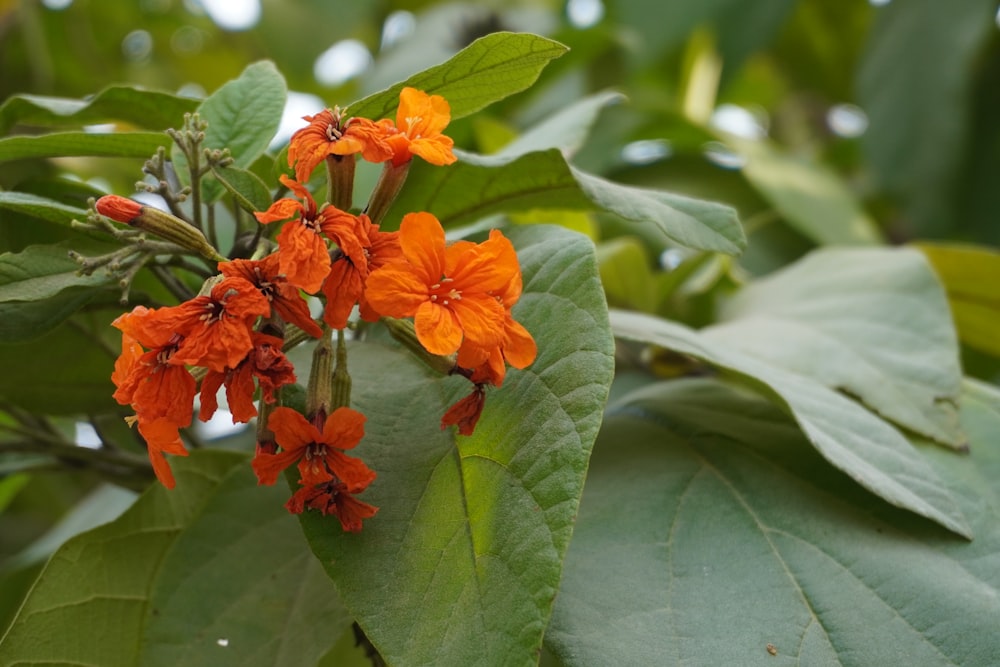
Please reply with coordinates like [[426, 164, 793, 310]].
[[95, 195, 225, 262]]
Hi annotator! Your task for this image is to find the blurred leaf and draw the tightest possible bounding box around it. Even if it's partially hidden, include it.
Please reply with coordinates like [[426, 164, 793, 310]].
[[347, 32, 568, 122], [0, 192, 88, 229], [390, 149, 745, 254], [916, 242, 1000, 358], [211, 165, 273, 214], [299, 225, 614, 666], [0, 131, 166, 162], [733, 138, 883, 245], [546, 377, 1000, 666], [3, 484, 136, 571], [0, 86, 198, 135], [0, 243, 116, 302], [0, 243, 118, 342], [174, 61, 286, 204], [612, 0, 735, 66], [0, 474, 30, 514], [611, 310, 970, 538], [0, 320, 116, 413], [715, 0, 798, 80], [0, 287, 105, 344], [597, 236, 656, 312], [0, 451, 351, 667], [857, 0, 997, 237], [497, 91, 624, 159], [711, 247, 963, 447]]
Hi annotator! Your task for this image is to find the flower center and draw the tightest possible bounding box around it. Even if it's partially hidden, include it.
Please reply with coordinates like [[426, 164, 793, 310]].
[[404, 115, 422, 139], [429, 277, 462, 306], [326, 123, 342, 142]]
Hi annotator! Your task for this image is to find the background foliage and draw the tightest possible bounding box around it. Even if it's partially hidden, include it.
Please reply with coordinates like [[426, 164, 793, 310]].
[[1, 0, 999, 665]]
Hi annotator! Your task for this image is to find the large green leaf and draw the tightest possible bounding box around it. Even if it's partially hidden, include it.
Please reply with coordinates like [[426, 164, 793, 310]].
[[0, 243, 118, 342], [173, 61, 286, 203], [0, 86, 198, 135], [0, 243, 116, 302], [0, 131, 167, 162], [389, 149, 745, 255], [710, 247, 963, 447], [0, 319, 118, 413], [611, 310, 970, 538], [298, 225, 615, 666], [546, 377, 1000, 666], [733, 137, 883, 245], [346, 32, 568, 122], [0, 191, 88, 228], [916, 242, 1000, 358], [857, 0, 997, 236], [0, 451, 352, 667]]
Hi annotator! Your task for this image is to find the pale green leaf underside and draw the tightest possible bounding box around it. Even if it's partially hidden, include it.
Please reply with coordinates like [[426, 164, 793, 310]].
[[389, 148, 745, 255], [173, 61, 286, 203], [711, 247, 964, 447], [298, 225, 614, 667], [611, 310, 970, 538], [546, 378, 1000, 666]]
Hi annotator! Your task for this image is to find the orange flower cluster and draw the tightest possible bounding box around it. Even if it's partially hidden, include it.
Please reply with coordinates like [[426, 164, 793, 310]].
[[106, 86, 534, 533], [111, 275, 297, 489]]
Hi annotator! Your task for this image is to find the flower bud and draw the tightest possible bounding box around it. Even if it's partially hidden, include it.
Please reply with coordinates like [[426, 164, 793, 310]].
[[95, 195, 225, 262]]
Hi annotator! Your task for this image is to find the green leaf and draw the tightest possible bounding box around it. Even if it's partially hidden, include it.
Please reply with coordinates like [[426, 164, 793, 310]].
[[0, 320, 117, 413], [0, 191, 88, 228], [0, 243, 116, 302], [174, 61, 286, 203], [0, 474, 30, 514], [0, 243, 118, 342], [857, 0, 997, 236], [346, 32, 568, 121], [546, 377, 1000, 666], [710, 247, 964, 447], [611, 310, 971, 538], [0, 451, 351, 667], [298, 225, 615, 666], [211, 165, 273, 213], [389, 149, 745, 255], [0, 131, 167, 162], [597, 236, 656, 312], [732, 138, 883, 245], [0, 287, 104, 343], [497, 91, 624, 159], [916, 243, 1000, 357], [0, 86, 198, 135], [2, 484, 137, 571]]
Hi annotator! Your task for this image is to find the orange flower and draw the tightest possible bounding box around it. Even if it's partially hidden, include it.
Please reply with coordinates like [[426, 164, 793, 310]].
[[288, 108, 393, 182], [255, 175, 365, 293], [112, 307, 196, 429], [252, 406, 376, 491], [133, 417, 189, 489], [385, 87, 457, 167], [321, 217, 402, 329], [147, 276, 271, 373], [364, 212, 516, 356], [198, 333, 296, 424], [219, 255, 322, 337], [440, 385, 486, 436], [285, 478, 378, 532]]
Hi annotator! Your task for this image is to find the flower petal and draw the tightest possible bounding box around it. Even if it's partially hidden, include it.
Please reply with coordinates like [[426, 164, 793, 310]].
[[414, 300, 463, 355]]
